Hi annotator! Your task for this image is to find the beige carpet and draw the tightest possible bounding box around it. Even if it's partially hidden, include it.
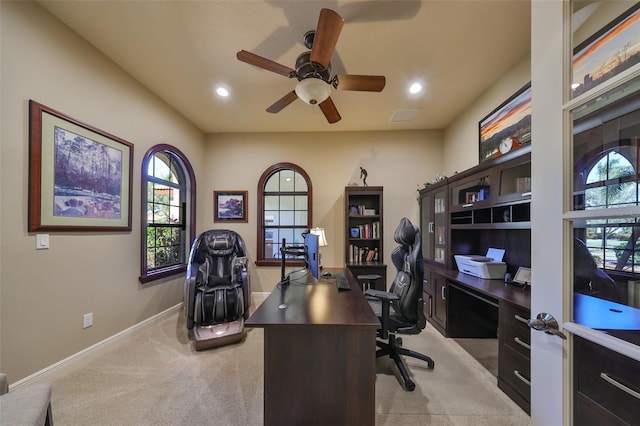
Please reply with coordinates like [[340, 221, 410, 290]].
[[44, 303, 530, 425]]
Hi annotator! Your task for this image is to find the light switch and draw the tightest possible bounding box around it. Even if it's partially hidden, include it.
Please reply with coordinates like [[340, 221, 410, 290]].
[[36, 234, 49, 249]]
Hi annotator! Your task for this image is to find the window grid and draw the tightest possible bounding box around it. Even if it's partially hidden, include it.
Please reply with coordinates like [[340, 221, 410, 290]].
[[140, 145, 195, 283], [257, 163, 312, 265]]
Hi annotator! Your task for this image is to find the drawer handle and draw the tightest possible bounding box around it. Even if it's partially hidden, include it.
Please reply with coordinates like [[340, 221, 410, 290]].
[[514, 370, 531, 386], [600, 373, 640, 400], [514, 314, 529, 325], [514, 337, 531, 350]]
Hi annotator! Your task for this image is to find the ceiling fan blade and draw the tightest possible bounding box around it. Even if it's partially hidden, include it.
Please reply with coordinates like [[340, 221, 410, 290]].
[[319, 97, 341, 124], [266, 90, 298, 113], [236, 50, 295, 77], [335, 75, 386, 92], [310, 9, 344, 69]]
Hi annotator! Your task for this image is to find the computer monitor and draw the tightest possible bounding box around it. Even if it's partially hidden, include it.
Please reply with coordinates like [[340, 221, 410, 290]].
[[304, 232, 320, 279]]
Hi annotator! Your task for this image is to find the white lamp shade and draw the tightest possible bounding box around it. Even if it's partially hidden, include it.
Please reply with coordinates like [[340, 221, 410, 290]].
[[310, 227, 328, 247], [295, 78, 331, 105]]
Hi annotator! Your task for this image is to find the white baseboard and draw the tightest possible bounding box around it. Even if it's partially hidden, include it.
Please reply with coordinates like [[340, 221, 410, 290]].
[[10, 303, 183, 391]]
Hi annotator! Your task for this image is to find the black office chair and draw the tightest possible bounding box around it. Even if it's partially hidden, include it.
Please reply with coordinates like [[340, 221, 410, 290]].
[[184, 229, 250, 350], [574, 237, 619, 303], [366, 217, 435, 391]]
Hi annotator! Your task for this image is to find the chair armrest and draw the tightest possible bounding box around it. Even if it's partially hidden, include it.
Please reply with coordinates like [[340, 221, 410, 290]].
[[364, 289, 399, 302], [365, 289, 399, 339]]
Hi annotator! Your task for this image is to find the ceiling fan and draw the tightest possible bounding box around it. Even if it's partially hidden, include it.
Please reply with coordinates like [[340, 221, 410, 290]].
[[236, 8, 386, 124]]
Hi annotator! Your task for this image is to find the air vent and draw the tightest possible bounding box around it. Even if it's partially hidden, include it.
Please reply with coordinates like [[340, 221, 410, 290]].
[[390, 108, 421, 122]]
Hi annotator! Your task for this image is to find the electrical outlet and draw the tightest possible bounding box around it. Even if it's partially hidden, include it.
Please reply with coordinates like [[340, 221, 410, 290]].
[[83, 313, 93, 329]]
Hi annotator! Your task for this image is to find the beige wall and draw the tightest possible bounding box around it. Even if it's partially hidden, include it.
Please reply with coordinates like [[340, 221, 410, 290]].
[[0, 2, 206, 381], [203, 130, 443, 293], [442, 55, 532, 175]]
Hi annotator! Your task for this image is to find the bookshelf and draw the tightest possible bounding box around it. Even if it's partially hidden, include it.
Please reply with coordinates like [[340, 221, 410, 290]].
[[344, 186, 386, 290]]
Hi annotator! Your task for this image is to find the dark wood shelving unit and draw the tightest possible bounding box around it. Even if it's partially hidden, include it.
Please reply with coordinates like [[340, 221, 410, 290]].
[[419, 148, 532, 412], [344, 186, 387, 290]]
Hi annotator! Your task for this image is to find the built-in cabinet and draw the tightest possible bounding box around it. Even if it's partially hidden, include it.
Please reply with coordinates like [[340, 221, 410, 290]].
[[574, 336, 640, 425], [419, 148, 532, 412], [498, 302, 532, 414], [344, 186, 386, 290], [420, 180, 449, 333]]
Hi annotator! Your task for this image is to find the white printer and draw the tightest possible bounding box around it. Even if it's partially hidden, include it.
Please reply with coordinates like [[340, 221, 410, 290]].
[[454, 248, 506, 279]]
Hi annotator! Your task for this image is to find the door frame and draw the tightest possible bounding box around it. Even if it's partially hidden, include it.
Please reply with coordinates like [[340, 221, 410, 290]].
[[531, 1, 640, 425]]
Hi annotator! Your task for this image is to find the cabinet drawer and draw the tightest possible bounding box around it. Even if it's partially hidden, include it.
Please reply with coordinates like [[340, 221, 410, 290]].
[[499, 302, 531, 358], [575, 392, 630, 426], [501, 315, 531, 358], [574, 336, 640, 425], [499, 344, 531, 402]]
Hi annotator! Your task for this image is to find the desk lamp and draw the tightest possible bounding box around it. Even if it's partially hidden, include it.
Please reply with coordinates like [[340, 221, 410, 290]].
[[310, 227, 328, 269]]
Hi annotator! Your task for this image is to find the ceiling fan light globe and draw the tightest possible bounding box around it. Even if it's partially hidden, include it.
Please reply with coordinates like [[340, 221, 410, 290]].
[[295, 78, 331, 105]]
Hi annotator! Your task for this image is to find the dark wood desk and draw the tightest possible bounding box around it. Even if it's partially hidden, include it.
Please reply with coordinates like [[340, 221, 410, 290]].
[[246, 268, 380, 426], [435, 270, 532, 413]]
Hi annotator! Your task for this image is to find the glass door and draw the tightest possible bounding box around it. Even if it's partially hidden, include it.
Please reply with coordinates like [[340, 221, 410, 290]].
[[433, 188, 447, 266], [531, 2, 640, 425]]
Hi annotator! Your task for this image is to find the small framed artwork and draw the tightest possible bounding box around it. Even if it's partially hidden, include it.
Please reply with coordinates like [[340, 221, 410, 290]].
[[28, 100, 133, 232], [479, 82, 532, 163], [214, 190, 248, 222]]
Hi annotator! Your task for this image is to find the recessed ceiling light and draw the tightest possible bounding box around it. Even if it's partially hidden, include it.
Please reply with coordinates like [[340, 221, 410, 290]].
[[409, 82, 422, 94], [216, 87, 229, 97]]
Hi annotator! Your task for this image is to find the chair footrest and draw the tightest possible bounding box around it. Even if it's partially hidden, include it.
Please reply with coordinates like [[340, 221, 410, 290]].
[[193, 319, 245, 351]]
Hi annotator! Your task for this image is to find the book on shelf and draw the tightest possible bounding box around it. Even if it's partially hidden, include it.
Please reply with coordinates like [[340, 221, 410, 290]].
[[348, 245, 379, 263], [366, 248, 375, 261]]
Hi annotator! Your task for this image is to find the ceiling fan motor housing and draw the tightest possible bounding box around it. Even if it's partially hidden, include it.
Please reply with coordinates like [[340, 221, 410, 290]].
[[295, 51, 331, 82]]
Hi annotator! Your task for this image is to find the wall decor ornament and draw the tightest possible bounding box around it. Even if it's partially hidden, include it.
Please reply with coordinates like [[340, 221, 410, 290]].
[[214, 190, 248, 222], [28, 100, 133, 232]]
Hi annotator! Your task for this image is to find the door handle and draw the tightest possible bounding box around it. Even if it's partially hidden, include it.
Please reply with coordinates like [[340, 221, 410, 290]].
[[528, 313, 567, 339]]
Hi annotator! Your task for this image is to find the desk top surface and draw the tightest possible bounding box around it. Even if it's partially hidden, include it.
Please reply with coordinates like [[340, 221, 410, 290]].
[[246, 267, 380, 328], [437, 269, 531, 309], [574, 293, 640, 331]]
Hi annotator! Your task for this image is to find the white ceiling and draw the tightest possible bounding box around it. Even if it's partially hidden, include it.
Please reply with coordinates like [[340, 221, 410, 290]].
[[38, 0, 531, 134]]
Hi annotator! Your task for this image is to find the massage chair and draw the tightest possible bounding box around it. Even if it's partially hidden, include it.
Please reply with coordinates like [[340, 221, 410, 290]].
[[184, 230, 250, 350]]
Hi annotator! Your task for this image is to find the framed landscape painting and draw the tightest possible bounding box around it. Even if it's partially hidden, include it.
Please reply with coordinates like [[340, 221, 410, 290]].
[[28, 100, 133, 232], [572, 3, 640, 98], [214, 190, 248, 222], [479, 82, 532, 163]]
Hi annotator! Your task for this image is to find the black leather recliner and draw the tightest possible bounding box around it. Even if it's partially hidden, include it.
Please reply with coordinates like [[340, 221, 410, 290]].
[[184, 230, 250, 350], [366, 217, 435, 391]]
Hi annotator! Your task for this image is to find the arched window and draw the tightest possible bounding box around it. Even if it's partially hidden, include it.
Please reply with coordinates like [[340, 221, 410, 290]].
[[139, 145, 196, 283], [256, 163, 312, 266], [584, 150, 637, 209], [580, 148, 640, 273]]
